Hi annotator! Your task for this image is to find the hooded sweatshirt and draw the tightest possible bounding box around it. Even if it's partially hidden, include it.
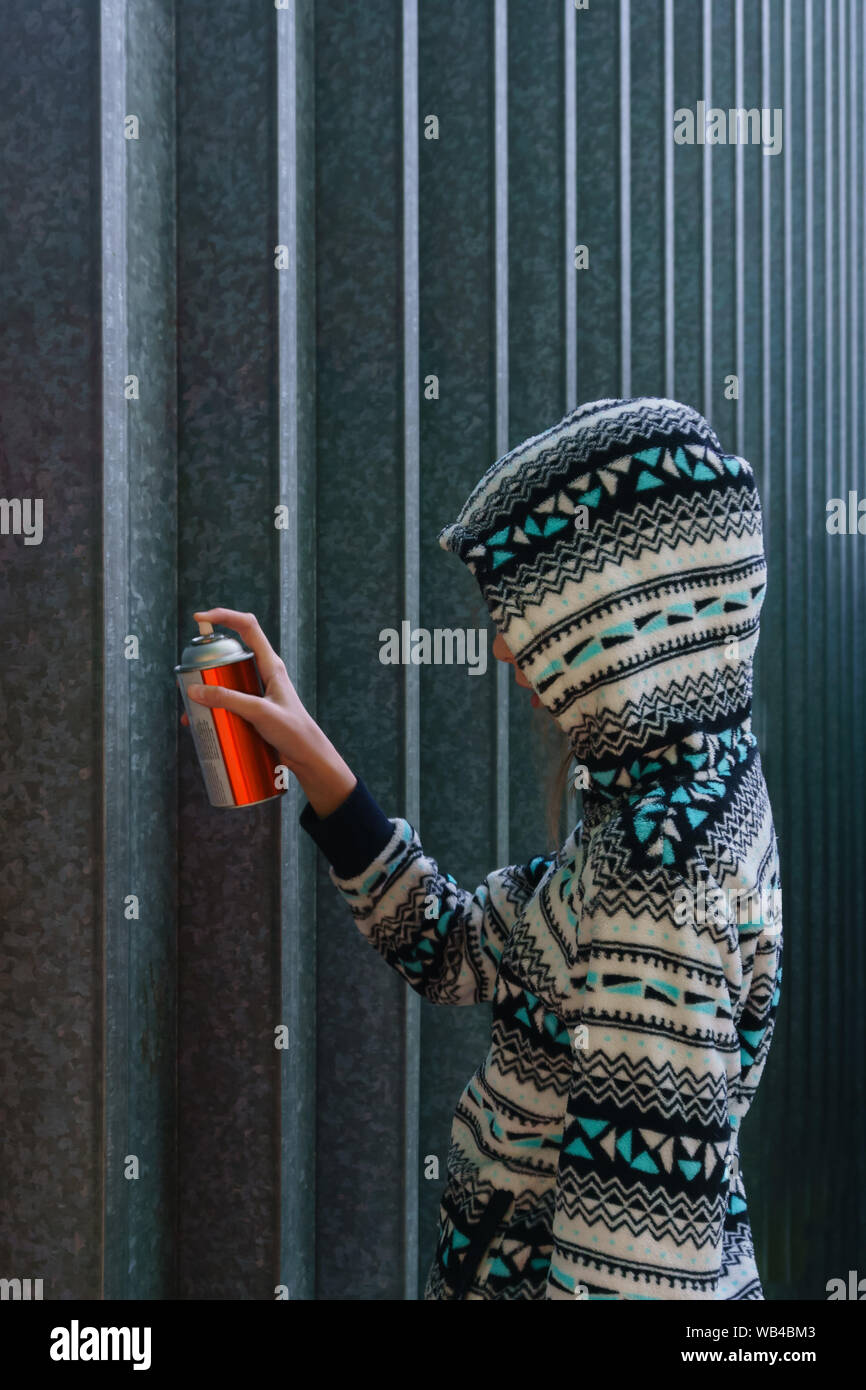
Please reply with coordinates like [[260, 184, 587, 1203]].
[[300, 395, 783, 1301]]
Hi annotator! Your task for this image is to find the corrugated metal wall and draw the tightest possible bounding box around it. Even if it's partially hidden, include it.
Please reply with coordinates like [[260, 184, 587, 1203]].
[[0, 0, 863, 1301]]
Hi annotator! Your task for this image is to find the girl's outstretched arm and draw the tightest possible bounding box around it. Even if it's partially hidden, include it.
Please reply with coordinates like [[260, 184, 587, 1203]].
[[304, 779, 555, 1005], [181, 608, 556, 1005]]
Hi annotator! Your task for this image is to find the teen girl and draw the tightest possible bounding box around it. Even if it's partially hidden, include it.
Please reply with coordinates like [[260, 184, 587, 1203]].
[[183, 396, 782, 1300]]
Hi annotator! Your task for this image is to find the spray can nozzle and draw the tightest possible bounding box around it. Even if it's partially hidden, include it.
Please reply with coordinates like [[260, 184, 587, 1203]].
[[197, 620, 214, 637]]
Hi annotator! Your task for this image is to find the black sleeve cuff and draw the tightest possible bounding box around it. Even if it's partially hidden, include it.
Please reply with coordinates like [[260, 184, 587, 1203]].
[[298, 775, 397, 879]]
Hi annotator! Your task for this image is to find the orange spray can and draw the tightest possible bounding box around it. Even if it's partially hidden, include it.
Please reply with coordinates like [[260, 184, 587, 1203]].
[[175, 621, 285, 809]]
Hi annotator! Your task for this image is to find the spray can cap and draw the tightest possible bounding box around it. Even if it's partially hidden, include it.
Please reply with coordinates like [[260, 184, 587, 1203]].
[[175, 622, 246, 671]]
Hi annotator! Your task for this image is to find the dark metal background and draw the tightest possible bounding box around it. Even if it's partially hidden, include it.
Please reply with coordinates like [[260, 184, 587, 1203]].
[[0, 0, 863, 1301]]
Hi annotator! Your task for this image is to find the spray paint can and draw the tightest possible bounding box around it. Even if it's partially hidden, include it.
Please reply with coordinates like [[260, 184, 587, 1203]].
[[175, 621, 285, 809]]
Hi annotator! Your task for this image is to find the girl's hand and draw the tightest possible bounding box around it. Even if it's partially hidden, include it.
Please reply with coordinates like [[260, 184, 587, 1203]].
[[179, 608, 357, 818]]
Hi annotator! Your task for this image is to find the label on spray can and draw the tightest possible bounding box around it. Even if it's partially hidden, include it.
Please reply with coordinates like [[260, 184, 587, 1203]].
[[177, 668, 236, 807]]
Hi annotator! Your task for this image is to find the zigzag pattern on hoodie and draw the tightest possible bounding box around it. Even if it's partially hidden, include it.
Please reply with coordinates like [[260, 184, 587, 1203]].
[[328, 397, 782, 1300]]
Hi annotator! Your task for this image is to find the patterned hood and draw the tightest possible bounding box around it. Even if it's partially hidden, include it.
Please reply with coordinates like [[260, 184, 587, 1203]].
[[438, 396, 767, 788]]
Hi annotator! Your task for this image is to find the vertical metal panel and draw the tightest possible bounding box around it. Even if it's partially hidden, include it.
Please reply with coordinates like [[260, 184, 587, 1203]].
[[620, 0, 631, 396], [175, 0, 280, 1299], [734, 0, 745, 459], [830, 0, 848, 1285], [564, 0, 577, 408], [857, 0, 865, 1251], [664, 0, 675, 396], [574, 10, 618, 401], [800, 3, 815, 1289], [630, 0, 666, 398], [783, 0, 798, 1290], [857, 0, 866, 1252], [0, 0, 105, 1302], [509, 0, 570, 457], [671, 0, 702, 412], [494, 0, 510, 866], [312, 0, 405, 1300], [416, 0, 515, 1297], [820, 0, 838, 1292], [401, 0, 421, 1301], [276, 0, 317, 1301], [794, 0, 813, 1290], [836, 7, 850, 1287], [114, 0, 178, 1298], [100, 0, 132, 1298], [761, 0, 773, 545], [845, 0, 855, 1260], [702, 0, 712, 421], [709, 0, 734, 441], [508, 0, 571, 864], [835, 0, 858, 1281]]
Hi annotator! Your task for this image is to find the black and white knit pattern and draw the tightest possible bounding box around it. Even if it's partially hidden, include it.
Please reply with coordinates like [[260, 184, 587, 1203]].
[[326, 397, 783, 1299]]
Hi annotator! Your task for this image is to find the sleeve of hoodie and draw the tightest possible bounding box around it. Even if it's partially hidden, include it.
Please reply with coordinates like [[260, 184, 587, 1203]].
[[299, 776, 554, 1006], [545, 819, 780, 1301]]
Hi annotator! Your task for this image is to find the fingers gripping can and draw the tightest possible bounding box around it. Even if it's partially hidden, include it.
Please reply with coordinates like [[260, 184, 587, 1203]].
[[175, 622, 286, 809]]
